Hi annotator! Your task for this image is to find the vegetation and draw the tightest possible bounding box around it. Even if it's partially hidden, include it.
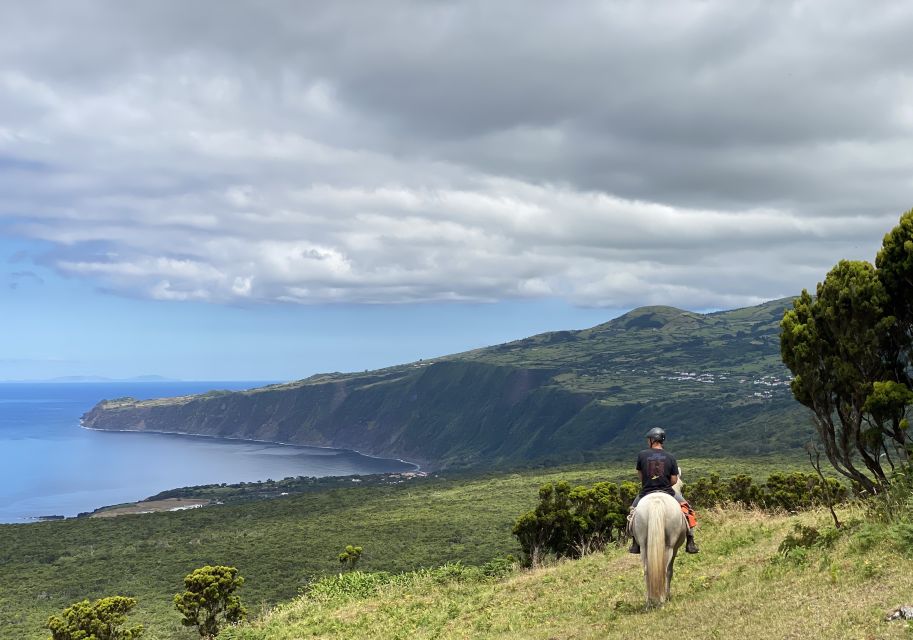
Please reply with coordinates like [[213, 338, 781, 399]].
[[510, 471, 846, 567], [82, 298, 808, 469], [47, 596, 144, 640], [686, 471, 847, 511], [338, 546, 363, 571], [781, 208, 913, 492], [174, 566, 246, 639], [511, 481, 636, 565], [218, 504, 913, 639], [0, 458, 798, 639]]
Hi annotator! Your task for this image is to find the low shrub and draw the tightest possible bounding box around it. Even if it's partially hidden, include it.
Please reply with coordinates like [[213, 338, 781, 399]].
[[687, 471, 847, 512]]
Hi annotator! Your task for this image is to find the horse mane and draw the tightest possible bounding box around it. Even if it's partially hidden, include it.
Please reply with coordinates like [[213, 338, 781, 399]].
[[645, 498, 667, 603], [673, 467, 684, 497]]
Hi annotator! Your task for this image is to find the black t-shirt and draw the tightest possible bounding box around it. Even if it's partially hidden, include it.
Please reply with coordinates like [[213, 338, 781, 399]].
[[636, 448, 679, 494]]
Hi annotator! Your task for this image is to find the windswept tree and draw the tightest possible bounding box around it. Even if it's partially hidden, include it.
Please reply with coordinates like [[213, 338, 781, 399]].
[[174, 565, 246, 639], [47, 596, 144, 640], [780, 259, 908, 493], [875, 207, 913, 459]]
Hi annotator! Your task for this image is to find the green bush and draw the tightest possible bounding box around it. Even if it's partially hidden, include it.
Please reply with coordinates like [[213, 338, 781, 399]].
[[47, 596, 144, 640], [864, 467, 913, 523], [512, 480, 627, 565], [306, 571, 396, 601], [173, 565, 246, 638], [687, 472, 847, 511], [480, 555, 517, 579]]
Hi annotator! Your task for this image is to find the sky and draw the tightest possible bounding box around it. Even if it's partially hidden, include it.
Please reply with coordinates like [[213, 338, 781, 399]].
[[1, 1, 911, 380]]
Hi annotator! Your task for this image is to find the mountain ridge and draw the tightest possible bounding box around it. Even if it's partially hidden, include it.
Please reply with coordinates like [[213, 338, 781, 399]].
[[81, 297, 806, 469]]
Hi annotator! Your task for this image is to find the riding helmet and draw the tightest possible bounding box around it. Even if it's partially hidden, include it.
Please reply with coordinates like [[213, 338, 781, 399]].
[[645, 427, 666, 443]]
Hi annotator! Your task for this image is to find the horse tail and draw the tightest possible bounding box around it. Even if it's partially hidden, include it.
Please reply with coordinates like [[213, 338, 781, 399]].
[[646, 498, 667, 604]]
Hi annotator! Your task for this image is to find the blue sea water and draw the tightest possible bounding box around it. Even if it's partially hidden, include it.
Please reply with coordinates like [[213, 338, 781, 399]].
[[0, 382, 414, 523]]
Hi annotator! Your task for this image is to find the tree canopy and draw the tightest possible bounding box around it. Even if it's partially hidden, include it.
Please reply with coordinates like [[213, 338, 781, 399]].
[[781, 209, 913, 492]]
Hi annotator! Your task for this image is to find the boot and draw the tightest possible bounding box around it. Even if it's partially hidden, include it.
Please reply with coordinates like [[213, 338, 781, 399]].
[[685, 528, 699, 554], [626, 507, 639, 553]]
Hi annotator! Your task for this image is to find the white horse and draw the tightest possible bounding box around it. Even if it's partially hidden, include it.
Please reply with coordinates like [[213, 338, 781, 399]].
[[631, 476, 688, 606]]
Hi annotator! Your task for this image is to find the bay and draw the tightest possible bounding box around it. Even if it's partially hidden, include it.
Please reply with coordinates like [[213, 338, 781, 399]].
[[0, 381, 415, 523]]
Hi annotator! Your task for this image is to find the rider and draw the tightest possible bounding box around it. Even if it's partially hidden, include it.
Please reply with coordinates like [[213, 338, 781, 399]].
[[628, 427, 699, 554]]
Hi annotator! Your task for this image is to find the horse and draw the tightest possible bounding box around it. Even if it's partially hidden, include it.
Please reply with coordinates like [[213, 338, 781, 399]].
[[631, 475, 688, 607]]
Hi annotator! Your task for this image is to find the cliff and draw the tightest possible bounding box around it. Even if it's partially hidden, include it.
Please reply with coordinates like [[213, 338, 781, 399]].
[[82, 298, 808, 469]]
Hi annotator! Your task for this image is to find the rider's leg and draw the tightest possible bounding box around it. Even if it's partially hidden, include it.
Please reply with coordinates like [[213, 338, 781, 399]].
[[675, 494, 700, 554], [628, 494, 643, 554]]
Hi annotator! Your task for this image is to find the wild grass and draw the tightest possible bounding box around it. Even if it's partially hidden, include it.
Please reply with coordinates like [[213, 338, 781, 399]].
[[0, 457, 813, 639], [222, 505, 913, 640]]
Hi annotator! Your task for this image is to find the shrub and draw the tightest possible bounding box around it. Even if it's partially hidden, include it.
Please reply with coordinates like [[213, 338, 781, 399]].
[[338, 545, 363, 571], [778, 523, 841, 558], [174, 565, 246, 638], [686, 472, 847, 511], [47, 596, 144, 640], [512, 480, 627, 565], [864, 467, 913, 524], [307, 571, 396, 601], [481, 555, 517, 579], [687, 473, 728, 508]]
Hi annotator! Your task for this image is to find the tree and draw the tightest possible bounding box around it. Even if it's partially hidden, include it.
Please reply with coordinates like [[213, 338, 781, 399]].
[[781, 259, 909, 493], [173, 565, 246, 639], [875, 207, 913, 462], [338, 545, 363, 571], [47, 596, 144, 640], [876, 208, 913, 350]]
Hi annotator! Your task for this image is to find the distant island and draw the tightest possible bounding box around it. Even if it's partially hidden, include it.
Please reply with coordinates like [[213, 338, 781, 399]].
[[6, 375, 180, 383], [82, 298, 807, 470]]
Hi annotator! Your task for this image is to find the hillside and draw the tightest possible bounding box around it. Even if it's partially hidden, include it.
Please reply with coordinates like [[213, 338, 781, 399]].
[[0, 458, 798, 640], [220, 505, 913, 640], [82, 298, 806, 469]]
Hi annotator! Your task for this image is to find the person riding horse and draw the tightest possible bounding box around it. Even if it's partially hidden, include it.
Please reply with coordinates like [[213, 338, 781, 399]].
[[629, 427, 699, 554]]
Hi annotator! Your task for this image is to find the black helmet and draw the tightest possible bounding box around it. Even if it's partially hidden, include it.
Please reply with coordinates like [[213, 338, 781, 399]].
[[645, 427, 666, 443]]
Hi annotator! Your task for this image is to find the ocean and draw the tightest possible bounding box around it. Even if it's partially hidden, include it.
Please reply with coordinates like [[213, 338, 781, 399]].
[[0, 381, 414, 523]]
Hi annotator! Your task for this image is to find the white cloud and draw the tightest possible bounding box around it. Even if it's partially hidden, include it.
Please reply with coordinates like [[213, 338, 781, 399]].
[[0, 1, 911, 309]]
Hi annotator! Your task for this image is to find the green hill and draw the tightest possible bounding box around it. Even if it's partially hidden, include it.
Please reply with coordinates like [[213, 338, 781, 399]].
[[220, 505, 913, 640], [0, 458, 798, 640], [82, 298, 806, 469]]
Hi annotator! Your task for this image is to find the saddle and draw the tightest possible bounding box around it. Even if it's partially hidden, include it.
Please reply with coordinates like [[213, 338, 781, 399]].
[[627, 498, 698, 534]]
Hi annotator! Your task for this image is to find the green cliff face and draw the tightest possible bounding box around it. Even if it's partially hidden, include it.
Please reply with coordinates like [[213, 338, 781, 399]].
[[81, 298, 807, 468]]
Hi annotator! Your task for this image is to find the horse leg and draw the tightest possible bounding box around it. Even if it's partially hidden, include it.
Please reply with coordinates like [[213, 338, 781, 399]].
[[665, 550, 676, 599]]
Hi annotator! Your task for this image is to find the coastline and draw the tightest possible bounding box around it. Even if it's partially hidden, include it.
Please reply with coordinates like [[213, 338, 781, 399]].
[[78, 421, 422, 472], [5, 426, 423, 524]]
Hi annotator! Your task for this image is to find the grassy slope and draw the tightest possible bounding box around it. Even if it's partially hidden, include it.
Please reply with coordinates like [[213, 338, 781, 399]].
[[223, 505, 913, 640], [0, 458, 798, 640]]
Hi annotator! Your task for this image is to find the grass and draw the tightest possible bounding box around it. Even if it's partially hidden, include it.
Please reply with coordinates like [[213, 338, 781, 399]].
[[0, 457, 802, 640], [222, 505, 913, 640]]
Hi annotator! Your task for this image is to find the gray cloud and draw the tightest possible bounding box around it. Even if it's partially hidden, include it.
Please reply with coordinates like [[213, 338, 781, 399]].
[[0, 1, 910, 308]]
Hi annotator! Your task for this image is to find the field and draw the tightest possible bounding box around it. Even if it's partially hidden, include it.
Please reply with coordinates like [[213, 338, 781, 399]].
[[0, 457, 801, 639], [223, 504, 913, 640]]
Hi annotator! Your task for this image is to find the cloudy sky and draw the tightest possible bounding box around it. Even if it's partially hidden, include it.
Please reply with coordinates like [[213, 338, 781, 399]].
[[1, 1, 911, 380]]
